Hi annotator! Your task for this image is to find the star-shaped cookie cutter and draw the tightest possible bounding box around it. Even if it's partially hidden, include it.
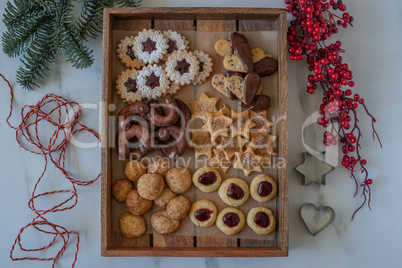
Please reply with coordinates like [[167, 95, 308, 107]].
[[294, 151, 335, 186]]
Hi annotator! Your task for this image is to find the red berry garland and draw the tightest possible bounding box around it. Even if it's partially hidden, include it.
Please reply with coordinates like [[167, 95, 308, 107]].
[[285, 0, 381, 219]]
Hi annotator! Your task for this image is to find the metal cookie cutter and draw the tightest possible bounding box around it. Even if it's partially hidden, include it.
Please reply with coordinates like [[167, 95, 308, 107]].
[[294, 151, 335, 186], [299, 203, 335, 237]]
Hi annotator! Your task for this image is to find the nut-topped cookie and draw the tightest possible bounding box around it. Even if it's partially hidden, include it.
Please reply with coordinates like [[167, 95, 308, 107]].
[[166, 50, 199, 85], [133, 29, 168, 64]]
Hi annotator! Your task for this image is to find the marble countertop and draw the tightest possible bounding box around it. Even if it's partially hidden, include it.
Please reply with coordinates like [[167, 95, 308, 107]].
[[0, 0, 400, 267]]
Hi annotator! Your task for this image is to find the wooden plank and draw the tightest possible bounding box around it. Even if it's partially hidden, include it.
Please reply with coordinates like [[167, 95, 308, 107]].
[[114, 19, 151, 31], [197, 20, 236, 31], [154, 20, 194, 31], [239, 20, 277, 31]]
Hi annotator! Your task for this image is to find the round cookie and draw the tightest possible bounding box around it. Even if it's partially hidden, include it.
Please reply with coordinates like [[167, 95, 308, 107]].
[[216, 207, 245, 236], [163, 30, 189, 60], [151, 210, 180, 235], [148, 157, 171, 177], [193, 50, 213, 85], [115, 69, 143, 103], [112, 179, 133, 202], [189, 199, 217, 228], [137, 173, 165, 200], [124, 160, 147, 183], [166, 196, 191, 220], [133, 29, 168, 64], [214, 39, 231, 57], [165, 50, 199, 86], [153, 187, 177, 208], [165, 167, 192, 194], [125, 189, 153, 215], [116, 36, 145, 69], [250, 174, 277, 203], [218, 178, 249, 207], [192, 166, 222, 193], [137, 64, 171, 99], [247, 207, 276, 235], [119, 212, 146, 238]]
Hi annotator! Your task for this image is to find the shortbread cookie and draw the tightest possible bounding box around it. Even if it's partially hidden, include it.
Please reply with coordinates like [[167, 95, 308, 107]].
[[218, 178, 249, 207], [165, 167, 192, 194], [189, 131, 214, 158], [248, 130, 276, 157], [230, 110, 256, 139], [119, 212, 146, 238], [153, 187, 177, 208], [137, 173, 165, 200], [192, 166, 222, 193], [112, 179, 133, 203], [166, 196, 191, 220], [216, 135, 247, 160], [125, 160, 147, 183], [125, 189, 153, 215], [211, 74, 229, 98], [163, 30, 189, 60], [116, 36, 145, 69], [202, 109, 233, 141], [225, 75, 245, 103], [216, 207, 245, 236], [247, 207, 276, 235], [233, 147, 263, 176], [116, 69, 143, 103], [214, 39, 231, 57], [189, 200, 217, 227], [133, 29, 168, 64], [252, 48, 268, 63], [189, 92, 218, 122], [166, 81, 181, 96], [250, 174, 277, 203], [210, 148, 235, 174], [137, 64, 170, 99], [166, 50, 199, 85], [148, 157, 171, 177], [193, 50, 213, 85], [151, 210, 180, 235], [250, 110, 274, 129], [223, 54, 247, 73]]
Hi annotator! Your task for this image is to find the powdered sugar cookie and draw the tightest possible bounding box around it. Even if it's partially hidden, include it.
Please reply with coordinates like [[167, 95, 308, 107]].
[[116, 36, 145, 69], [193, 50, 213, 85], [163, 30, 189, 60], [133, 29, 168, 64], [115, 69, 143, 103], [166, 50, 199, 86], [137, 64, 170, 99]]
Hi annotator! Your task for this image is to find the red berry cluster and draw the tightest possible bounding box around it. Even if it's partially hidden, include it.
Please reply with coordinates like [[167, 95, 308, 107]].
[[285, 0, 381, 219]]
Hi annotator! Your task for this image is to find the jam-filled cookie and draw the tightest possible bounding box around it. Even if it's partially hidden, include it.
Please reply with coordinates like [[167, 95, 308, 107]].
[[247, 207, 276, 235], [125, 189, 153, 216], [193, 50, 213, 85], [124, 160, 147, 183], [137, 64, 170, 99], [165, 167, 192, 194], [112, 179, 133, 203], [151, 210, 180, 235], [218, 178, 250, 207], [153, 187, 177, 208], [147, 157, 171, 177], [115, 69, 143, 103], [133, 29, 168, 64], [137, 173, 165, 200], [119, 212, 146, 238], [166, 196, 191, 220], [189, 199, 217, 227], [165, 50, 199, 85], [216, 207, 245, 236], [250, 174, 277, 203], [192, 166, 222, 193], [116, 36, 145, 69], [163, 30, 189, 60]]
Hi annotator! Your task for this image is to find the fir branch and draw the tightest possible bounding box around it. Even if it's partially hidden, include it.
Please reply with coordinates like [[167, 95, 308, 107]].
[[113, 0, 143, 7], [3, 0, 43, 28], [61, 26, 95, 69], [75, 0, 107, 40]]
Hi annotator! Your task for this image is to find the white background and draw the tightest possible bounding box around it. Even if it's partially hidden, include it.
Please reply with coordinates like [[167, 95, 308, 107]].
[[0, 0, 401, 267]]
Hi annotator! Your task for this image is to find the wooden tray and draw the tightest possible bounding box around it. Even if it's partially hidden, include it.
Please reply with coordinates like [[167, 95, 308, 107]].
[[101, 7, 288, 257]]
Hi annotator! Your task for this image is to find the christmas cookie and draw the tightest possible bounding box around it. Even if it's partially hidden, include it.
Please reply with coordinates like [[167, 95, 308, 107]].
[[234, 147, 263, 176], [116, 36, 145, 69], [165, 50, 199, 85], [216, 135, 247, 160], [248, 129, 276, 157], [153, 187, 177, 208], [125, 189, 153, 216], [119, 212, 146, 238], [192, 166, 222, 193], [124, 160, 147, 183], [165, 167, 192, 194], [115, 69, 143, 103], [189, 131, 214, 158], [193, 50, 213, 85], [230, 110, 256, 139], [137, 173, 165, 200], [216, 207, 245, 236], [189, 200, 217, 227], [163, 30, 189, 60], [112, 179, 133, 203], [148, 157, 171, 177], [151, 210, 180, 235], [214, 39, 231, 57], [202, 109, 233, 141], [247, 207, 276, 235], [189, 92, 218, 122], [250, 110, 274, 129], [166, 196, 191, 220], [223, 54, 247, 73], [137, 64, 170, 99], [250, 174, 277, 203], [218, 178, 249, 207], [211, 148, 235, 174], [133, 29, 168, 64], [166, 81, 181, 96]]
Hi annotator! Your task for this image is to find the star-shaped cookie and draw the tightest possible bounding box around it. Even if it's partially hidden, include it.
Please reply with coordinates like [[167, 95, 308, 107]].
[[189, 92, 218, 122], [250, 110, 274, 130], [216, 135, 248, 160], [211, 148, 235, 173], [248, 129, 277, 156], [234, 147, 263, 176], [221, 104, 231, 117], [230, 110, 256, 139], [189, 131, 214, 158], [202, 109, 233, 141]]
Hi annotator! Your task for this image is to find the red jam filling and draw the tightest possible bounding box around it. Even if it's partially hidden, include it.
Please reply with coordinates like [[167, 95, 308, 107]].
[[198, 172, 217, 186], [258, 181, 273, 197], [199, 62, 204, 72], [142, 38, 157, 53], [175, 59, 191, 75], [126, 45, 136, 60], [227, 183, 244, 200], [124, 78, 137, 93], [223, 212, 240, 227], [254, 212, 269, 228], [194, 208, 212, 221], [145, 72, 160, 89], [167, 39, 178, 54]]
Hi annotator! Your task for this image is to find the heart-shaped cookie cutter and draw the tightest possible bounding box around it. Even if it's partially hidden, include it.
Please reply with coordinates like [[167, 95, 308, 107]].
[[299, 203, 335, 237]]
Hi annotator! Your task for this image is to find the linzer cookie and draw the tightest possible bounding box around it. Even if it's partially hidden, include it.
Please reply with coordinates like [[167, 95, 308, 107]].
[[193, 50, 213, 85], [117, 36, 145, 69], [137, 64, 170, 99], [163, 30, 189, 60], [133, 29, 168, 64], [165, 50, 199, 85], [115, 69, 143, 103]]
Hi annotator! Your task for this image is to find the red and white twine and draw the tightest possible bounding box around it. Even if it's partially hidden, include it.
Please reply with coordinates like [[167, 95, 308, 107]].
[[1, 74, 100, 267]]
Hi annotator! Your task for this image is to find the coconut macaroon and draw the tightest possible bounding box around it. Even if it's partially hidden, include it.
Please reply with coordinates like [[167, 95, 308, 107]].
[[137, 64, 170, 99], [133, 29, 168, 64]]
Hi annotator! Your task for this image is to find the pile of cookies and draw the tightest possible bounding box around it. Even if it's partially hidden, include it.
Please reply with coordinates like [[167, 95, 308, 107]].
[[191, 166, 277, 235], [116, 29, 213, 103], [189, 92, 277, 175], [112, 158, 193, 238]]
